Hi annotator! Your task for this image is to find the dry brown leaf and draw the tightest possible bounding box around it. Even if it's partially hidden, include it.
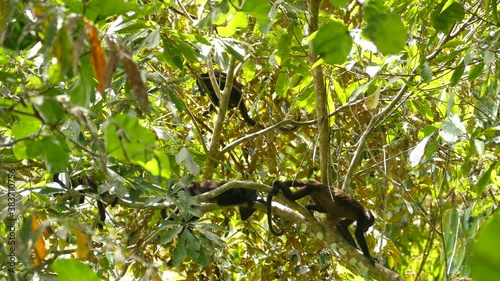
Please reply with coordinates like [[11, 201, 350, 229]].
[[123, 53, 149, 113], [103, 39, 121, 90], [85, 20, 106, 93]]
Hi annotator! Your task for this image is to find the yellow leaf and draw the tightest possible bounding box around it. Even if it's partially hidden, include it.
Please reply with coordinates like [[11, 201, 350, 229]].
[[71, 227, 89, 260], [365, 86, 380, 110], [31, 216, 46, 267]]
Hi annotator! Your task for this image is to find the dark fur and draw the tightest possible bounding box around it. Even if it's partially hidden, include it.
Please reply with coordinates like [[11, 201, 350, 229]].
[[196, 71, 256, 126], [52, 173, 118, 230], [269, 179, 377, 265], [185, 180, 258, 220]]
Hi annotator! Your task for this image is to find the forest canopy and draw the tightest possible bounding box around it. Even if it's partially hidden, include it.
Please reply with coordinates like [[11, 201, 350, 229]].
[[0, 0, 499, 280]]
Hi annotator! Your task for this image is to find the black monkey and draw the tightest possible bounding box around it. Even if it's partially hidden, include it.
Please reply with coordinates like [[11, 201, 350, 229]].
[[161, 180, 259, 221], [268, 179, 377, 265], [186, 180, 259, 220], [196, 71, 256, 126], [52, 173, 118, 230]]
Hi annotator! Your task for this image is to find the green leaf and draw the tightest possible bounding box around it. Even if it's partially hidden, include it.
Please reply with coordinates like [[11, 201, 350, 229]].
[[475, 164, 495, 195], [468, 62, 484, 82], [312, 21, 352, 65], [471, 213, 500, 280], [420, 62, 433, 83], [175, 147, 200, 176], [32, 95, 65, 126], [409, 135, 431, 167], [221, 40, 246, 63], [52, 259, 99, 281], [63, 0, 138, 20], [161, 38, 186, 70], [11, 114, 42, 139], [144, 151, 177, 179], [332, 79, 346, 104], [104, 114, 156, 165], [450, 61, 465, 86], [172, 230, 188, 266], [143, 28, 161, 50], [68, 58, 96, 107], [160, 226, 184, 244], [275, 72, 290, 98], [363, 0, 387, 21], [12, 139, 42, 160], [329, 0, 348, 8], [40, 135, 70, 173], [217, 12, 248, 37], [240, 0, 271, 23], [431, 1, 465, 32], [362, 13, 406, 55], [196, 0, 230, 28]]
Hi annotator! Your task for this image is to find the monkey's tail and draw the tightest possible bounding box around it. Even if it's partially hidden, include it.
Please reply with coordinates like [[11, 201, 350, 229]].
[[266, 182, 284, 236], [238, 102, 256, 126]]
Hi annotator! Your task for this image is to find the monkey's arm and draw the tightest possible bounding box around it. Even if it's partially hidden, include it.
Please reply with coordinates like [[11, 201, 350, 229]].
[[238, 101, 256, 126], [274, 180, 321, 201], [305, 204, 327, 213]]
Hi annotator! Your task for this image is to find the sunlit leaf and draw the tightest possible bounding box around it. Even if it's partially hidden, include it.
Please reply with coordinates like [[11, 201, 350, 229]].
[[175, 147, 200, 176], [311, 21, 352, 65], [362, 12, 406, 55], [365, 87, 380, 110], [52, 259, 99, 281], [217, 12, 248, 37], [240, 0, 272, 32], [421, 62, 433, 83], [104, 114, 156, 165], [475, 164, 495, 195], [471, 213, 500, 281], [63, 0, 138, 19], [329, 0, 348, 8], [409, 135, 431, 167], [143, 152, 171, 179], [71, 227, 89, 260], [468, 62, 484, 82]]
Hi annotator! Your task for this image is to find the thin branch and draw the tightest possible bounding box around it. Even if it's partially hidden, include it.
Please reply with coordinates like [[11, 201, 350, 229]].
[[203, 57, 237, 179]]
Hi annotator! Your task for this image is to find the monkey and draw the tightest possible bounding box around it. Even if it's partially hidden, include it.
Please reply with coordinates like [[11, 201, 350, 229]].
[[185, 180, 259, 220], [51, 173, 118, 230], [267, 179, 377, 265], [196, 71, 256, 126], [161, 180, 259, 221]]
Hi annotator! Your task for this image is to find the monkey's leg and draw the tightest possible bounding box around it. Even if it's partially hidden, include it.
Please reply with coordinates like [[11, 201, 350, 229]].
[[238, 102, 256, 126], [336, 219, 358, 249]]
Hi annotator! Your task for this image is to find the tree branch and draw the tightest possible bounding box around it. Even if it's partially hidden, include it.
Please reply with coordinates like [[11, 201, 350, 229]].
[[203, 58, 237, 179], [306, 0, 331, 184]]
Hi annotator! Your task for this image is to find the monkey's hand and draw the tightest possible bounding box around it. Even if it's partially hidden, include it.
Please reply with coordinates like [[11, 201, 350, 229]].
[[270, 180, 282, 196]]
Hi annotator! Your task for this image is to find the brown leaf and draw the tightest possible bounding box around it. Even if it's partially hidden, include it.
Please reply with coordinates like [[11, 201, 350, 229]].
[[86, 21, 106, 93], [123, 53, 149, 113], [103, 39, 121, 90], [31, 216, 46, 267]]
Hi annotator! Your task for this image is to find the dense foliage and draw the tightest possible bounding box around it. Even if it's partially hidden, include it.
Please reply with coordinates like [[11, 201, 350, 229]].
[[0, 0, 499, 280]]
